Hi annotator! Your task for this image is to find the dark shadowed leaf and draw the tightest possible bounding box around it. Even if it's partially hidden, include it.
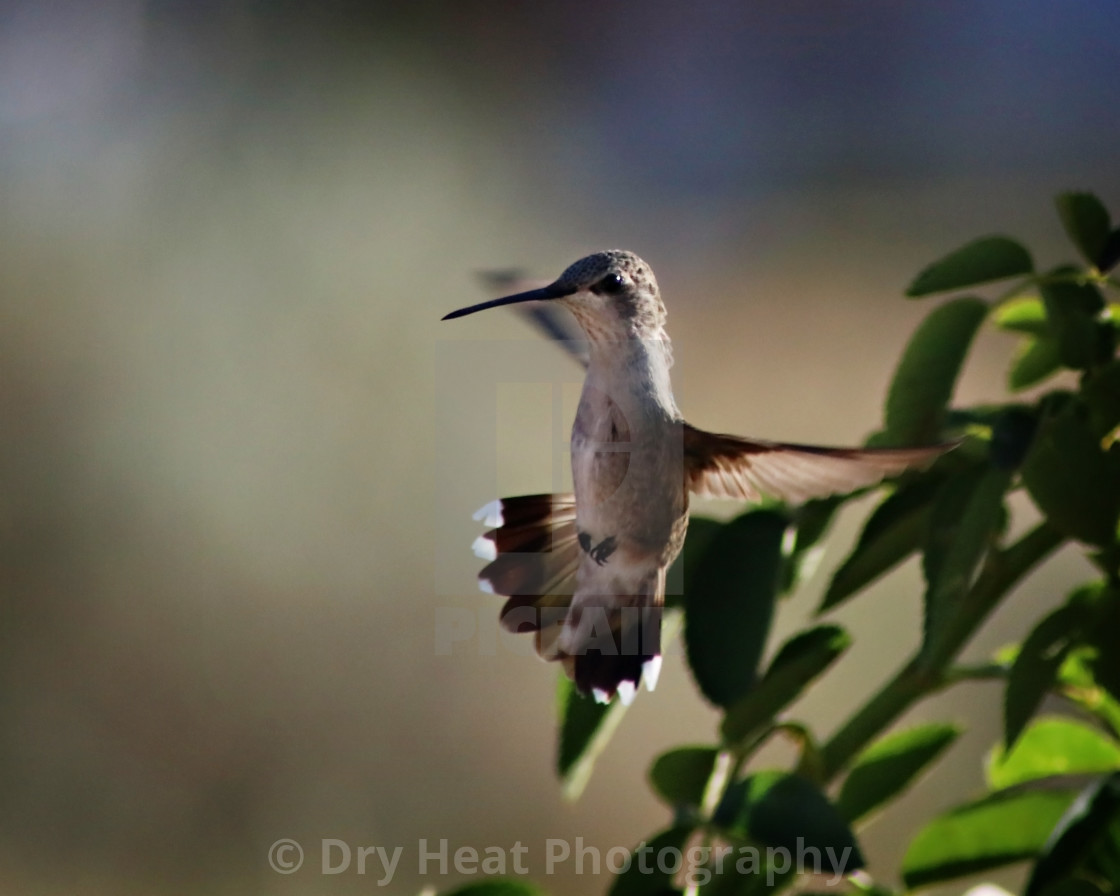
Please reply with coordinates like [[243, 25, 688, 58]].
[[607, 826, 692, 896], [721, 626, 850, 746], [989, 717, 1120, 790], [1039, 276, 1106, 371], [885, 297, 988, 444], [716, 772, 864, 874], [922, 464, 1012, 658], [649, 746, 720, 809], [819, 474, 943, 612], [684, 510, 787, 707], [906, 236, 1033, 297], [837, 723, 961, 823], [782, 497, 843, 594], [1026, 771, 1120, 896], [1004, 603, 1084, 749], [1009, 335, 1064, 392], [1056, 192, 1112, 268], [1022, 399, 1120, 547], [1082, 360, 1120, 442], [666, 515, 724, 609], [443, 882, 547, 896], [902, 788, 1078, 888]]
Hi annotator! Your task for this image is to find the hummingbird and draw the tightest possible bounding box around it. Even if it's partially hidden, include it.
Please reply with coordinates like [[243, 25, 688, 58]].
[[442, 250, 949, 705]]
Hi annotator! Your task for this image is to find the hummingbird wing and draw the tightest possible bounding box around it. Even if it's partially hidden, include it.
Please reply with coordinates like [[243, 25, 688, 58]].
[[683, 423, 950, 504]]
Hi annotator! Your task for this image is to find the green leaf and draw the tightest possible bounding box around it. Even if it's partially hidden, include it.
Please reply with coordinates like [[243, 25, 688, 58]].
[[556, 676, 629, 800], [995, 296, 1050, 336], [906, 236, 1033, 297], [684, 510, 787, 707], [607, 826, 692, 896], [922, 464, 1012, 658], [1026, 771, 1120, 896], [442, 882, 547, 896], [1005, 604, 1084, 749], [556, 610, 683, 799], [782, 497, 843, 594], [1040, 276, 1107, 371], [819, 474, 943, 613], [885, 297, 988, 444], [649, 746, 720, 809], [1057, 192, 1113, 269], [1009, 335, 1064, 392], [901, 788, 1079, 888], [837, 723, 962, 823], [1059, 648, 1120, 740], [721, 626, 851, 747], [716, 771, 864, 873], [990, 717, 1120, 790], [666, 515, 724, 609], [1082, 360, 1120, 442], [1022, 399, 1120, 547]]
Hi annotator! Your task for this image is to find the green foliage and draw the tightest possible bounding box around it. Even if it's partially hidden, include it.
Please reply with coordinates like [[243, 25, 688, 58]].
[[837, 723, 961, 823], [439, 191, 1120, 896]]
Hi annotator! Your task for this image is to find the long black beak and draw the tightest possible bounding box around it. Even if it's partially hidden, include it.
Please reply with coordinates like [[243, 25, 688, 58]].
[[441, 281, 576, 320]]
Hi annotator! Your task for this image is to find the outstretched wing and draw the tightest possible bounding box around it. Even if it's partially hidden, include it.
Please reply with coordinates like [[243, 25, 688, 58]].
[[683, 423, 952, 504]]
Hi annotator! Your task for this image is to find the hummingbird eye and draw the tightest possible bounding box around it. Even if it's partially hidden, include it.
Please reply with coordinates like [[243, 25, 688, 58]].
[[596, 273, 626, 294]]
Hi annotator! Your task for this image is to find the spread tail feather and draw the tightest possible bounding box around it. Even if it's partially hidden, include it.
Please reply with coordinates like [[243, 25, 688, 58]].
[[472, 494, 662, 702]]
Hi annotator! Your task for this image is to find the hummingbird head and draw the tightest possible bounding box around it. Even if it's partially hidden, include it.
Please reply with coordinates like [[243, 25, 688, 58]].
[[442, 250, 668, 345]]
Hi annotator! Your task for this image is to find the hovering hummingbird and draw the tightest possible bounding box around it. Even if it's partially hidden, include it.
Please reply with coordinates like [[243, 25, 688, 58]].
[[442, 250, 949, 705]]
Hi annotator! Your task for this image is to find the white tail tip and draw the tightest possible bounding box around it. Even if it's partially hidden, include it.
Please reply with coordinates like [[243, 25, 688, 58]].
[[478, 577, 494, 594], [471, 534, 497, 561], [472, 500, 503, 528], [642, 656, 662, 692], [616, 680, 636, 706], [592, 688, 611, 705]]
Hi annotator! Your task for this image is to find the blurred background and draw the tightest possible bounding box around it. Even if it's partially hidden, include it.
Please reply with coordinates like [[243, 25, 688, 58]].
[[2, 2, 1119, 894]]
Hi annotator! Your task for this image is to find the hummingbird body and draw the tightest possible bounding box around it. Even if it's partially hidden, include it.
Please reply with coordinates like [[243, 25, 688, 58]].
[[444, 250, 949, 704]]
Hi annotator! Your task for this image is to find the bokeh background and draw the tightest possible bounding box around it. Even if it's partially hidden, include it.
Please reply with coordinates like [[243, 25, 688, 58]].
[[3, 2, 1119, 894]]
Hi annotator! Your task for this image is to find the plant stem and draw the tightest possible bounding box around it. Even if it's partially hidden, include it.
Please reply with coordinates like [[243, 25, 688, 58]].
[[819, 521, 1064, 781]]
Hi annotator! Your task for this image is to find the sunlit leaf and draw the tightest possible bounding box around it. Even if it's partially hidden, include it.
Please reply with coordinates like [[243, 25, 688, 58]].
[[885, 297, 988, 444], [906, 237, 1033, 297], [994, 296, 1050, 336], [838, 723, 961, 823], [1026, 771, 1120, 896], [1005, 602, 1084, 749], [989, 717, 1120, 790], [902, 789, 1078, 888]]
